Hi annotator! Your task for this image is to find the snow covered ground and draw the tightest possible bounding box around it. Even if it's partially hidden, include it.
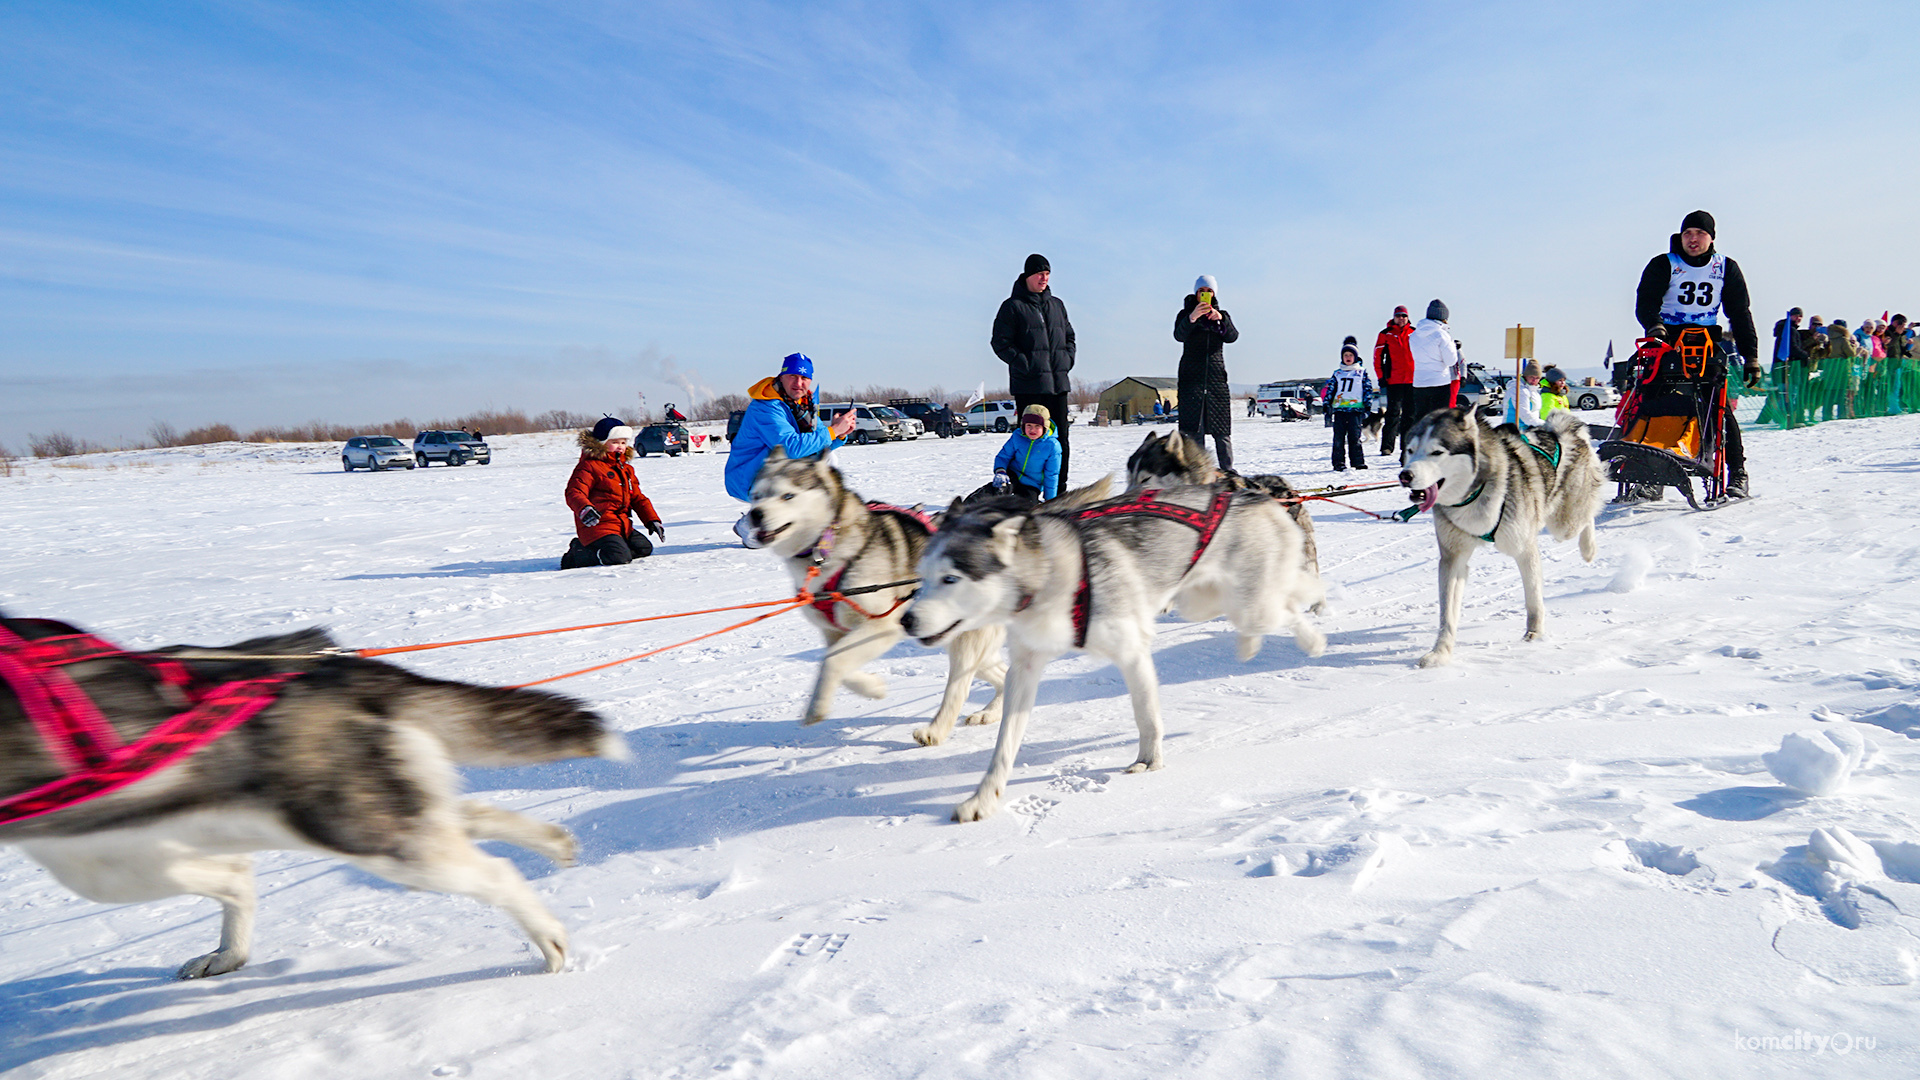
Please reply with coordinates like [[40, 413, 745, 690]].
[[2, 409, 1918, 1078]]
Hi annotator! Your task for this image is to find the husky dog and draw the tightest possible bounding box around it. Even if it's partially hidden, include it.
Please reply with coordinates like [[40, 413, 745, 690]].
[[901, 486, 1325, 822], [0, 619, 626, 977], [1397, 408, 1606, 668], [1125, 429, 1325, 609], [748, 449, 1006, 745]]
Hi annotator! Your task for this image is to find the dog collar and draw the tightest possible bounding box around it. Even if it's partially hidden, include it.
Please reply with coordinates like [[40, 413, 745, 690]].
[[800, 524, 837, 567]]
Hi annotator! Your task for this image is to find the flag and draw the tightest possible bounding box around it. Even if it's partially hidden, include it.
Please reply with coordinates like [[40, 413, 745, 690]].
[[964, 381, 986, 409], [1603, 340, 1614, 370]]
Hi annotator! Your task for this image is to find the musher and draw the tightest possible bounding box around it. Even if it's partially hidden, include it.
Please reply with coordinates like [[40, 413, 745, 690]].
[[1632, 210, 1764, 498]]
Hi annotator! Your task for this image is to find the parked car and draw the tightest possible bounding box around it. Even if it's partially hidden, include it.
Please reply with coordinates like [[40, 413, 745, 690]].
[[412, 430, 491, 467], [637, 423, 689, 456], [888, 398, 965, 438], [871, 405, 922, 439], [341, 435, 414, 471], [965, 400, 1021, 432], [1568, 381, 1618, 412], [727, 409, 746, 443], [816, 402, 904, 445]]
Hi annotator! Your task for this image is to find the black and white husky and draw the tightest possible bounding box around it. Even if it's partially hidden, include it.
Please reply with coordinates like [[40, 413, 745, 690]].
[[1397, 408, 1606, 667], [901, 486, 1325, 822], [0, 619, 626, 977]]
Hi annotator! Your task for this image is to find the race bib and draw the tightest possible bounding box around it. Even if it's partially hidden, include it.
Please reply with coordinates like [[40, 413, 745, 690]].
[[1329, 369, 1366, 409], [1659, 254, 1725, 326]]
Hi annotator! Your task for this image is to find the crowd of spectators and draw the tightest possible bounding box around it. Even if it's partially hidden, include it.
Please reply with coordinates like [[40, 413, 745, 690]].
[[1762, 307, 1915, 425]]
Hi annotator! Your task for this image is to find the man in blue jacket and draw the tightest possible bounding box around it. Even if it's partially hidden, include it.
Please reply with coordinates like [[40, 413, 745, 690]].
[[725, 353, 856, 545]]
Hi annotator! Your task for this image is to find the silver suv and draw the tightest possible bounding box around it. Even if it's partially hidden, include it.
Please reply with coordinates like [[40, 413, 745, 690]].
[[342, 435, 415, 471], [412, 430, 492, 467]]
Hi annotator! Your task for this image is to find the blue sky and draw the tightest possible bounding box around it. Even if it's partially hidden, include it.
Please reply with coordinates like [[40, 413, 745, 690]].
[[3, 0, 1916, 446]]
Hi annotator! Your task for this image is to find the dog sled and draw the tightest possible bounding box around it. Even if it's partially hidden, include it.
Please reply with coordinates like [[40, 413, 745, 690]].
[[1597, 327, 1737, 510]]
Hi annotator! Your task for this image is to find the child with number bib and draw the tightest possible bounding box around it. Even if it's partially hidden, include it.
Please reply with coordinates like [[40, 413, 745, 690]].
[[1323, 338, 1374, 471]]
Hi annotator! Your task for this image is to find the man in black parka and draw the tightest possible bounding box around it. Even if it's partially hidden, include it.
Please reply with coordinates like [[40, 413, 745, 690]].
[[992, 253, 1076, 490]]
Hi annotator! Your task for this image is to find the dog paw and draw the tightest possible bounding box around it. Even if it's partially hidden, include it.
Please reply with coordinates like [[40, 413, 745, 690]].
[[1123, 758, 1164, 774], [1416, 650, 1451, 668], [963, 706, 1001, 726], [844, 672, 887, 700], [1522, 630, 1544, 642], [952, 792, 1002, 822], [176, 949, 248, 979], [533, 929, 569, 973], [911, 724, 946, 747], [546, 827, 579, 868], [1236, 633, 1265, 662]]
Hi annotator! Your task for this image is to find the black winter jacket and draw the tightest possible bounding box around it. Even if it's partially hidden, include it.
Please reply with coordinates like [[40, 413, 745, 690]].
[[1174, 294, 1239, 439], [1634, 234, 1759, 362], [991, 278, 1076, 395]]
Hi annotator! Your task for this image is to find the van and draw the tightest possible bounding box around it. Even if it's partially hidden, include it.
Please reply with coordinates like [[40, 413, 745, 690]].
[[815, 402, 903, 445]]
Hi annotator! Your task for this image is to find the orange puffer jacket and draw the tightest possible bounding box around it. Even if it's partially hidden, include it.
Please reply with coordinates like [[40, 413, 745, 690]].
[[565, 434, 661, 544]]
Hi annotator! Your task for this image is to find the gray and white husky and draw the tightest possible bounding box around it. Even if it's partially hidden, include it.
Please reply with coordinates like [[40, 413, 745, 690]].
[[1125, 429, 1324, 604], [0, 620, 626, 977], [1397, 408, 1606, 668], [901, 486, 1325, 822], [748, 450, 1005, 745]]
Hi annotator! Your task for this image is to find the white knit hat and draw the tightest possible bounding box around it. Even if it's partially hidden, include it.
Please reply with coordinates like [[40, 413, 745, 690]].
[[1195, 274, 1218, 293]]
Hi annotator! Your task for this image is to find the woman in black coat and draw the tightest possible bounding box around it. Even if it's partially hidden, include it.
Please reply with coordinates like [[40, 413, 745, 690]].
[[1174, 274, 1239, 472]]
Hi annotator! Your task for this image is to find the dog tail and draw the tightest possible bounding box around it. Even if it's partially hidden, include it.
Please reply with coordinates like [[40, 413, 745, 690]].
[[323, 660, 629, 765], [1048, 474, 1115, 511], [1545, 409, 1590, 443]]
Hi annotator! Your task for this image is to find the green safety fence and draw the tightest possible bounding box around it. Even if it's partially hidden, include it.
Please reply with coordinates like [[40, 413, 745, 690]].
[[1752, 356, 1920, 429]]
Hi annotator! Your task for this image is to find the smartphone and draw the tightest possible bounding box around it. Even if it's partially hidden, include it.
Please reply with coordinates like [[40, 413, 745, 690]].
[[1196, 290, 1214, 306]]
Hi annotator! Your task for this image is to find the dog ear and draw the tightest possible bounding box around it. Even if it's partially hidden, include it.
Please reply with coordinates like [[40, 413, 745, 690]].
[[765, 446, 789, 465], [989, 514, 1027, 562], [947, 496, 965, 516]]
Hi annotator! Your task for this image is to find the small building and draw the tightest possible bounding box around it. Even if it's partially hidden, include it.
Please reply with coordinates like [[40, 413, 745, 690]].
[[1099, 377, 1178, 424]]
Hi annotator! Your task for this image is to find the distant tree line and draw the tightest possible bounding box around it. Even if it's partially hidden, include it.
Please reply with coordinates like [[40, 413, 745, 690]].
[[16, 379, 1120, 459]]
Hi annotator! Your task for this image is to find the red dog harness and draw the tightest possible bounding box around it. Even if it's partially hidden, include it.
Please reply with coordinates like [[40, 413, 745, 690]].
[[0, 621, 297, 827], [1038, 489, 1235, 648], [804, 503, 937, 631]]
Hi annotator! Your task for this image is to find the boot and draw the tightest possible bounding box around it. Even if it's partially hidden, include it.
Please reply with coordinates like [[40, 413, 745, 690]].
[[1724, 471, 1749, 499]]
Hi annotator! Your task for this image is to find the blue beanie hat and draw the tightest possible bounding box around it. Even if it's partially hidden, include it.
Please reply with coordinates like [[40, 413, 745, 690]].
[[590, 415, 633, 442], [779, 352, 814, 379]]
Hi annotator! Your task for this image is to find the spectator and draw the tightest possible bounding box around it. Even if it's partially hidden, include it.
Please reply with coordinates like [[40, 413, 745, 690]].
[[1401, 299, 1463, 454], [1173, 274, 1241, 472], [1539, 367, 1571, 417], [969, 404, 1061, 503], [1505, 360, 1544, 427], [561, 417, 665, 569], [1323, 339, 1373, 471], [723, 353, 855, 545], [1374, 304, 1417, 454], [992, 254, 1077, 490]]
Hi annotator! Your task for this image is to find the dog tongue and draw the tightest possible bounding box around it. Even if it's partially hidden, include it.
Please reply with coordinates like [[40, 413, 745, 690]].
[[1416, 484, 1440, 513]]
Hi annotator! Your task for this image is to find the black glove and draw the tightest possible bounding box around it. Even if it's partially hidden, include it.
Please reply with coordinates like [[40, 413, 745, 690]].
[[1743, 360, 1764, 388], [644, 519, 665, 539], [579, 505, 601, 528]]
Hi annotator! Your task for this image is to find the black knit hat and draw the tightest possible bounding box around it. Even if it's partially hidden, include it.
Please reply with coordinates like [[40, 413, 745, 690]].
[[1023, 253, 1051, 276], [1680, 210, 1716, 238], [1426, 299, 1449, 322]]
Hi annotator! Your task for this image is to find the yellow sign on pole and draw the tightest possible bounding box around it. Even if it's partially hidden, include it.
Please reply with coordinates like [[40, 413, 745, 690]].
[[1504, 325, 1535, 360]]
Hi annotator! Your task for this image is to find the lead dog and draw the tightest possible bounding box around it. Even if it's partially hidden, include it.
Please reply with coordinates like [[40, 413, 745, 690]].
[[901, 486, 1324, 822], [748, 449, 1112, 746], [1397, 408, 1606, 667], [1125, 429, 1325, 608], [0, 618, 626, 977]]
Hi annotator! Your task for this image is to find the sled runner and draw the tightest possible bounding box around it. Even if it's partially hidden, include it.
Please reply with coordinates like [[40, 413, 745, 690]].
[[1597, 327, 1736, 510]]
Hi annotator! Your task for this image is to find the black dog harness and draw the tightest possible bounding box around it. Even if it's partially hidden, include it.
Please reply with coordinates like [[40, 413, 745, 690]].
[[1018, 489, 1235, 648], [0, 621, 297, 827]]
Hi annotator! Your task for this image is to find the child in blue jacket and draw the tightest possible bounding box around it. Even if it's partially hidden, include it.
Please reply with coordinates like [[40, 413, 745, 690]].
[[973, 403, 1061, 502], [1324, 338, 1374, 471]]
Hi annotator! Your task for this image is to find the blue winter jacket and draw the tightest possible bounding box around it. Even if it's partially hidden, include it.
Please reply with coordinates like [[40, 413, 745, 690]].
[[993, 427, 1061, 500], [724, 377, 846, 501]]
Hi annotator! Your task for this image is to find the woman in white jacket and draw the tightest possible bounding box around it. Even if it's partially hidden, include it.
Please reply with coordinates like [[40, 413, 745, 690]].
[[1505, 359, 1543, 427]]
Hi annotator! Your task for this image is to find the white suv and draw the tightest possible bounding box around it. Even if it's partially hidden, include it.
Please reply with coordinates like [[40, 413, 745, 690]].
[[966, 400, 1021, 432], [815, 402, 903, 445]]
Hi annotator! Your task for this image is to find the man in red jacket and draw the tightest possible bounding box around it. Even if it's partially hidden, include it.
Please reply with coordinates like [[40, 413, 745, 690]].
[[561, 416, 665, 568], [1373, 304, 1416, 454]]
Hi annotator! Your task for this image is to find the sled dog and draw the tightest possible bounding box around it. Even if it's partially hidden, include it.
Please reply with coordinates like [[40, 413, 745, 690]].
[[1125, 429, 1324, 592], [1397, 408, 1606, 667], [748, 449, 1112, 746], [0, 618, 626, 977], [901, 485, 1325, 822]]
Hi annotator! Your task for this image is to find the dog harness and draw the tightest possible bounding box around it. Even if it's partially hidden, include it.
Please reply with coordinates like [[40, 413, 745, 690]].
[[1048, 489, 1235, 648], [801, 503, 935, 631], [0, 621, 297, 827]]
